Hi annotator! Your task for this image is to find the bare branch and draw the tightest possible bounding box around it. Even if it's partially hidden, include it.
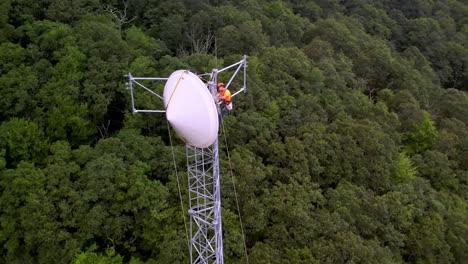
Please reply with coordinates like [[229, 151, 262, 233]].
[[186, 27, 214, 54], [97, 120, 110, 139], [102, 0, 136, 33]]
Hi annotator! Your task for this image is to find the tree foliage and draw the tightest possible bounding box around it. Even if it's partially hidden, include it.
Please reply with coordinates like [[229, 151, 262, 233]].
[[0, 0, 467, 263]]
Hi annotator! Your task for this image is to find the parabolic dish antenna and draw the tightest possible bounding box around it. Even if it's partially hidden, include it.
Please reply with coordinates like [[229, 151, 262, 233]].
[[164, 70, 219, 148]]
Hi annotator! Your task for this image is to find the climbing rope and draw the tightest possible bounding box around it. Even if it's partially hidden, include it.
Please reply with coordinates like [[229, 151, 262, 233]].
[[165, 70, 186, 109], [166, 121, 191, 254], [220, 120, 250, 264]]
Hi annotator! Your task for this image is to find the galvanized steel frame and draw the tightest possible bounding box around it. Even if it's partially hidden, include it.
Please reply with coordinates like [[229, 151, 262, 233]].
[[186, 142, 223, 264], [125, 56, 247, 264]]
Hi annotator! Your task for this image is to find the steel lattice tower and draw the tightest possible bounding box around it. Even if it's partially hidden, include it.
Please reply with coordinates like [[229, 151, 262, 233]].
[[126, 56, 247, 264], [186, 142, 223, 263]]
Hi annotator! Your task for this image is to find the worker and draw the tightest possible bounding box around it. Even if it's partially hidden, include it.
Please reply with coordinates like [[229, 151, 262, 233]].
[[216, 82, 232, 119]]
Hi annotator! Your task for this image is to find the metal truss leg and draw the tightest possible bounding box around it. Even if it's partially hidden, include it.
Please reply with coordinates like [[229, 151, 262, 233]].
[[187, 140, 223, 264]]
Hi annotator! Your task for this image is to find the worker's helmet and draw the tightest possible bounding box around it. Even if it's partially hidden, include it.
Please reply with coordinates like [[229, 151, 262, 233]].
[[217, 82, 225, 88]]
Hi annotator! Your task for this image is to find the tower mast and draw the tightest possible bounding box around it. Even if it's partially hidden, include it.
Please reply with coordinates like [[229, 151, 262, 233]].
[[186, 68, 225, 263], [126, 56, 247, 264], [186, 142, 223, 263]]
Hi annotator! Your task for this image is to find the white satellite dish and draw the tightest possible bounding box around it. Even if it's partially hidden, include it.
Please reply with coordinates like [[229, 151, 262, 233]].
[[164, 70, 219, 148]]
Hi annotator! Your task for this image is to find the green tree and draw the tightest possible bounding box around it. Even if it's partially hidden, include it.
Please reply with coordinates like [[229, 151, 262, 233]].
[[217, 19, 268, 56], [73, 243, 123, 264], [439, 192, 468, 263], [412, 150, 458, 191], [126, 26, 167, 59], [0, 162, 47, 263], [403, 111, 438, 155], [445, 41, 468, 90], [0, 118, 47, 167], [436, 118, 468, 171], [0, 0, 15, 42], [156, 14, 187, 54], [404, 17, 453, 85], [37, 44, 85, 108], [348, 4, 398, 39], [258, 47, 313, 97], [259, 177, 324, 249], [391, 90, 424, 133], [74, 15, 131, 132], [392, 151, 417, 184], [436, 88, 468, 125], [405, 213, 454, 263], [0, 65, 39, 120], [312, 17, 362, 60], [46, 0, 100, 24], [0, 42, 25, 74], [46, 102, 95, 146]]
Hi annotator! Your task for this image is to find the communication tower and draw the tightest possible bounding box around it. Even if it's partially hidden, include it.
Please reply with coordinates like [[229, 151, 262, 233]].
[[125, 56, 247, 264]]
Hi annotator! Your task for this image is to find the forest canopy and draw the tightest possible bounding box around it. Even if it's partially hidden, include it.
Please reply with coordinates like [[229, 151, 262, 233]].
[[0, 0, 467, 263]]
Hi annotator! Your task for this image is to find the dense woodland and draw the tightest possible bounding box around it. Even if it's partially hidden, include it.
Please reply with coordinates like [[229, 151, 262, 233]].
[[0, 0, 467, 263]]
